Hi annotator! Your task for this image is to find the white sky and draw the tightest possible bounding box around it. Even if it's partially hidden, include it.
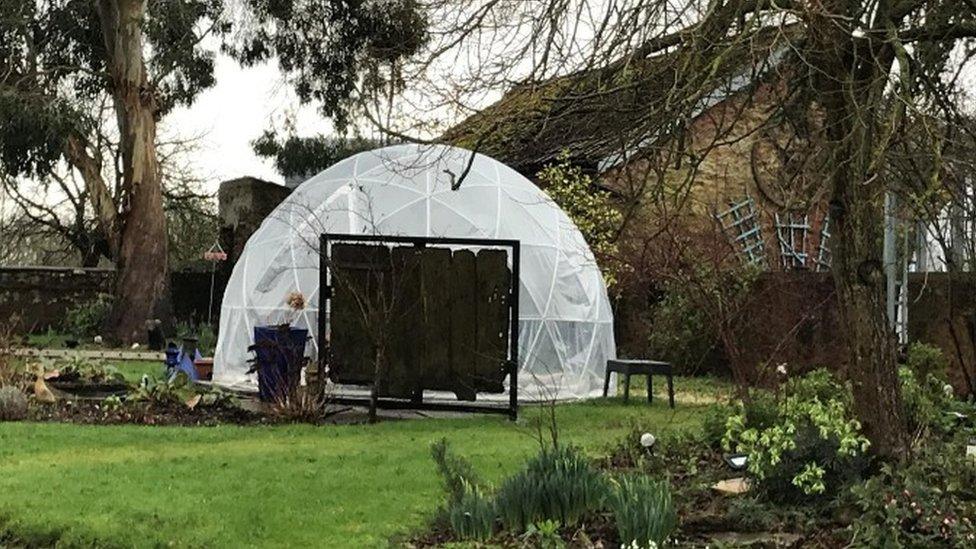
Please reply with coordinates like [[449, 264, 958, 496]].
[[164, 54, 335, 192]]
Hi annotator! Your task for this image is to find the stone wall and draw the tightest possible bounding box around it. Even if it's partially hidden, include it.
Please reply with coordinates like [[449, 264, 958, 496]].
[[0, 267, 228, 333], [1, 177, 288, 335], [218, 177, 291, 275], [0, 266, 115, 332]]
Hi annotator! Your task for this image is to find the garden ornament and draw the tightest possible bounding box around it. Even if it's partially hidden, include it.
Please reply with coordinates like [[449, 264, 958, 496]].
[[712, 477, 751, 495], [31, 363, 57, 404], [640, 432, 656, 454]]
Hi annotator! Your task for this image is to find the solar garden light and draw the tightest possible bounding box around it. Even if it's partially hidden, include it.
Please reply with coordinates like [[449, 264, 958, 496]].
[[640, 432, 656, 455], [724, 453, 749, 471]]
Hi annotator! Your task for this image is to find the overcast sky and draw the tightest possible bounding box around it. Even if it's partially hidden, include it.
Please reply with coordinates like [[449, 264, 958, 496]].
[[164, 53, 334, 192]]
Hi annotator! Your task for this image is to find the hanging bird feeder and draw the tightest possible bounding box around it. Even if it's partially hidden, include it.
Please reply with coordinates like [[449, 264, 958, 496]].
[[204, 241, 228, 326]]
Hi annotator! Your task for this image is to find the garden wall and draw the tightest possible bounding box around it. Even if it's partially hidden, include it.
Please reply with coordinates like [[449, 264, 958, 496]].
[[1, 176, 287, 335], [616, 271, 976, 395], [0, 267, 226, 333]]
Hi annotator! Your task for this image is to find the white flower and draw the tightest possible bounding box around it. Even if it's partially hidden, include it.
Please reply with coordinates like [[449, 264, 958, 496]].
[[943, 383, 954, 398], [776, 363, 788, 375]]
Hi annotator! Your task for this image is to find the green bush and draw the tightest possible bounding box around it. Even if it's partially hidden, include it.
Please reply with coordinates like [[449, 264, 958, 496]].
[[848, 437, 976, 547], [905, 342, 949, 381], [64, 293, 113, 337], [646, 289, 715, 375], [701, 404, 732, 449], [0, 386, 28, 421], [722, 369, 870, 500], [495, 445, 608, 532], [447, 479, 496, 541], [900, 343, 962, 436], [607, 474, 677, 548]]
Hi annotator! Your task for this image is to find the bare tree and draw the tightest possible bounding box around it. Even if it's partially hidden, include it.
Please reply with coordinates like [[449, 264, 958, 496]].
[[328, 0, 976, 458]]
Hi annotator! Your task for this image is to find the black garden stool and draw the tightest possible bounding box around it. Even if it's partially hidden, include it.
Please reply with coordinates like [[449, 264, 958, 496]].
[[603, 359, 675, 408]]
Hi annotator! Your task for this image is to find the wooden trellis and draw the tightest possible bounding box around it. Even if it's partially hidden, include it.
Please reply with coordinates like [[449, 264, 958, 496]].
[[716, 197, 767, 266], [774, 213, 810, 269], [815, 215, 832, 272]]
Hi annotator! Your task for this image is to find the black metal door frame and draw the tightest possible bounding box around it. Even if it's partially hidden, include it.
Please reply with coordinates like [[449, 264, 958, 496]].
[[319, 233, 521, 420]]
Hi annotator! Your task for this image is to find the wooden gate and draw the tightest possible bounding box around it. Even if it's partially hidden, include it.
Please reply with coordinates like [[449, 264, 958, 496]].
[[319, 234, 520, 419]]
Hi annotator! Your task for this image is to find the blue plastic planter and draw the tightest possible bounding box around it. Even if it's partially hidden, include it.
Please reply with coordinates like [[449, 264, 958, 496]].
[[253, 326, 308, 402]]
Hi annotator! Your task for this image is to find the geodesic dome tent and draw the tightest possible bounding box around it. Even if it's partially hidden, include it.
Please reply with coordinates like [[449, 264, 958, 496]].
[[213, 144, 616, 400]]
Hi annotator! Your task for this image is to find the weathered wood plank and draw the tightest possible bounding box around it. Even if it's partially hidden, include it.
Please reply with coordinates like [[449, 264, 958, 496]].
[[385, 247, 422, 399], [450, 250, 479, 400], [421, 247, 454, 393], [474, 249, 510, 393], [329, 244, 390, 387], [10, 348, 165, 361]]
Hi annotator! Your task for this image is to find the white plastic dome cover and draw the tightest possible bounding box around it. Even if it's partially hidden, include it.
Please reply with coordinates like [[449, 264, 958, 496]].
[[213, 144, 616, 400]]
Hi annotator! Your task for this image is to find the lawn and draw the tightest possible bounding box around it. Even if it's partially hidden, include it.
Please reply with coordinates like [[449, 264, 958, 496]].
[[0, 378, 721, 548]]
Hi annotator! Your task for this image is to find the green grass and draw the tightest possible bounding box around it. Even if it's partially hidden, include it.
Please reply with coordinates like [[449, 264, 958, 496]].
[[9, 357, 164, 385], [0, 379, 721, 548], [110, 360, 165, 384]]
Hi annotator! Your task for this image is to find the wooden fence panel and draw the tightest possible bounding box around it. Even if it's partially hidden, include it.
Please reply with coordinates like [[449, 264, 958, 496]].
[[329, 244, 390, 386], [329, 243, 511, 400], [450, 250, 479, 400], [474, 249, 510, 394]]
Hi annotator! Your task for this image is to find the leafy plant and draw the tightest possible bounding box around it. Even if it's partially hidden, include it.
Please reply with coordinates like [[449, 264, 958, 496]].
[[848, 437, 976, 547], [521, 519, 565, 549], [494, 445, 608, 532], [722, 369, 870, 499], [905, 342, 949, 382], [54, 357, 125, 384], [447, 479, 496, 541], [176, 321, 217, 357], [646, 287, 716, 375], [646, 263, 760, 377], [538, 152, 624, 288], [701, 403, 734, 450], [431, 438, 481, 506], [127, 374, 192, 407], [607, 474, 677, 549], [101, 395, 124, 413], [267, 387, 329, 422], [63, 294, 113, 337], [899, 343, 962, 437]]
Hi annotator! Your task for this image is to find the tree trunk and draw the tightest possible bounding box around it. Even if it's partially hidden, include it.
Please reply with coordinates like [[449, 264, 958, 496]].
[[829, 191, 908, 459], [809, 3, 909, 459], [65, 134, 120, 259], [97, 0, 172, 343]]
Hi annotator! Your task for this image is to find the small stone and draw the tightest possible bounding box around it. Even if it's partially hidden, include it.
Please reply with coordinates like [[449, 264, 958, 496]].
[[712, 477, 751, 495]]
